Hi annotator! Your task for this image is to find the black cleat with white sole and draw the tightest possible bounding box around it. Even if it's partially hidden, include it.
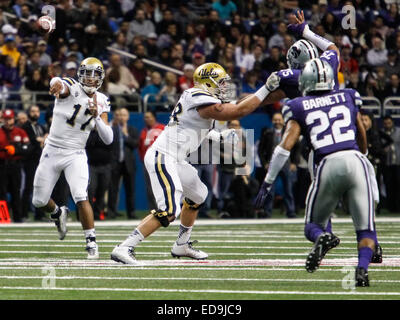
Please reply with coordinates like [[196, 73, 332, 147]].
[[305, 232, 340, 273]]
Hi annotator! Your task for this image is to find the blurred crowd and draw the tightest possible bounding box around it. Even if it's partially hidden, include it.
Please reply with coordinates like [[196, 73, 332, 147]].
[[2, 0, 400, 221]]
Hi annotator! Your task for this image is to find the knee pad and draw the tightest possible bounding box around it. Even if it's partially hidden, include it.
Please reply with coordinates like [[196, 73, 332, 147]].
[[356, 230, 377, 243], [152, 209, 174, 228], [183, 198, 204, 211], [32, 194, 48, 208]]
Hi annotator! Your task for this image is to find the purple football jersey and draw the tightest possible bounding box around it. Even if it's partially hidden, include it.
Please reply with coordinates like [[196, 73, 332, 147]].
[[282, 88, 362, 164], [277, 68, 302, 99], [277, 49, 340, 98], [320, 50, 340, 90]]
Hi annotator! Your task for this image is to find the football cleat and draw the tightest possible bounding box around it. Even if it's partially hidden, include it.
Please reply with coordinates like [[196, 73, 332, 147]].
[[355, 267, 369, 287], [171, 240, 208, 260], [86, 241, 99, 259], [51, 206, 69, 240], [371, 244, 383, 264], [110, 245, 137, 265], [305, 232, 340, 273]]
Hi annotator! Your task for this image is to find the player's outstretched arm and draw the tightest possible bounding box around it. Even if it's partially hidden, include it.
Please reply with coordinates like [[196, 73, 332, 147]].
[[49, 77, 70, 99], [288, 10, 340, 58], [254, 120, 301, 209], [198, 74, 280, 121]]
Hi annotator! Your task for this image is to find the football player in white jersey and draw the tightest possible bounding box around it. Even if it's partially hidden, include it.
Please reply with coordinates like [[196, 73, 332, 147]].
[[111, 62, 279, 264], [32, 57, 113, 259]]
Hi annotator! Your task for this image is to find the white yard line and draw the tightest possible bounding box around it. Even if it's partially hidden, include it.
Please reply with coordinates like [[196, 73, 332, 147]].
[[0, 258, 399, 267], [1, 275, 399, 284], [1, 217, 400, 228], [1, 286, 400, 296]]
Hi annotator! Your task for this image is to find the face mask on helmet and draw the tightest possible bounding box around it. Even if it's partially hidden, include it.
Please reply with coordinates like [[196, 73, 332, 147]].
[[205, 75, 235, 102], [78, 67, 104, 95]]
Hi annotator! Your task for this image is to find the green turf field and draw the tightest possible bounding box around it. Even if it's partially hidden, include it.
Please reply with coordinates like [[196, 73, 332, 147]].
[[1, 218, 400, 300]]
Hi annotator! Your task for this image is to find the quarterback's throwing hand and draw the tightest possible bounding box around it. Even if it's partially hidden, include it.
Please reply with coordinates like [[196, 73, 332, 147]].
[[49, 79, 63, 98], [253, 181, 272, 209]]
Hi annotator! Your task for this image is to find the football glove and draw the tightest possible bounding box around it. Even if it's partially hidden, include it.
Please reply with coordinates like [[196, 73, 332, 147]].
[[265, 72, 281, 92], [253, 181, 272, 209], [287, 21, 308, 37]]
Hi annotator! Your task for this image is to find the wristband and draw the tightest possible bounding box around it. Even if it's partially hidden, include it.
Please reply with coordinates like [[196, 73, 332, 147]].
[[254, 86, 270, 102]]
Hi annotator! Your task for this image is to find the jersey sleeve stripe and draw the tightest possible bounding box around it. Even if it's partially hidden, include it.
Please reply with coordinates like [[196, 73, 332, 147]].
[[192, 92, 213, 97], [62, 78, 74, 86], [68, 77, 76, 84]]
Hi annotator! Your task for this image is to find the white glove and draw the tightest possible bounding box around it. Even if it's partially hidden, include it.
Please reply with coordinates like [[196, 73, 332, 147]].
[[265, 72, 281, 92], [221, 129, 239, 145]]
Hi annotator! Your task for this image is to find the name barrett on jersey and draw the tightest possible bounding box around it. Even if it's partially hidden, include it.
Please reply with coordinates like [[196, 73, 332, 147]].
[[282, 88, 363, 164], [46, 77, 111, 150]]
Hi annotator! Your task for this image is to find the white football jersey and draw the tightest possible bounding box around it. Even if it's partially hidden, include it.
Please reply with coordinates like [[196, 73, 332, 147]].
[[152, 87, 221, 161], [46, 77, 111, 149]]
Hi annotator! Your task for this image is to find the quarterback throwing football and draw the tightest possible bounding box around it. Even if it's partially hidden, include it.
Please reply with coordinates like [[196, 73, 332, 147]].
[[32, 57, 113, 259]]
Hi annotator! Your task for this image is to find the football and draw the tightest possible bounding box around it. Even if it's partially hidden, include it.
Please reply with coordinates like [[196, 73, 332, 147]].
[[37, 15, 55, 33]]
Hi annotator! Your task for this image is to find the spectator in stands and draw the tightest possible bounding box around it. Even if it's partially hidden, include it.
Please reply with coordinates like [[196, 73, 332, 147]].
[[0, 34, 20, 67], [251, 14, 274, 42], [67, 0, 89, 50], [138, 111, 165, 209], [0, 109, 30, 223], [108, 107, 139, 219], [321, 12, 339, 38], [157, 72, 177, 109], [179, 64, 194, 92], [64, 61, 78, 79], [340, 45, 359, 77], [347, 71, 364, 93], [0, 54, 22, 91], [192, 51, 206, 68], [188, 0, 212, 18], [37, 40, 51, 67], [383, 73, 400, 98], [85, 0, 112, 57], [16, 111, 28, 127], [86, 128, 114, 220], [24, 68, 48, 97], [107, 68, 131, 95], [156, 9, 181, 38], [26, 51, 41, 75], [383, 50, 400, 77], [258, 112, 297, 218], [129, 58, 147, 89], [145, 32, 159, 59], [241, 70, 263, 97], [381, 116, 400, 212], [21, 105, 46, 221], [127, 8, 155, 41], [367, 34, 388, 67], [174, 3, 198, 33], [107, 53, 139, 91], [141, 71, 164, 111], [212, 0, 237, 21], [261, 46, 285, 74], [268, 21, 287, 50]]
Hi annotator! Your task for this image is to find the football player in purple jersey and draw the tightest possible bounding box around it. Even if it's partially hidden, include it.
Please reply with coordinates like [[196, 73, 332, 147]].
[[255, 59, 380, 287]]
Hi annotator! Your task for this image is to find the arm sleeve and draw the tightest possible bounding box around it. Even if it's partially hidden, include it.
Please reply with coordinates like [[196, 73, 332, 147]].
[[94, 116, 113, 145], [265, 145, 291, 184]]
